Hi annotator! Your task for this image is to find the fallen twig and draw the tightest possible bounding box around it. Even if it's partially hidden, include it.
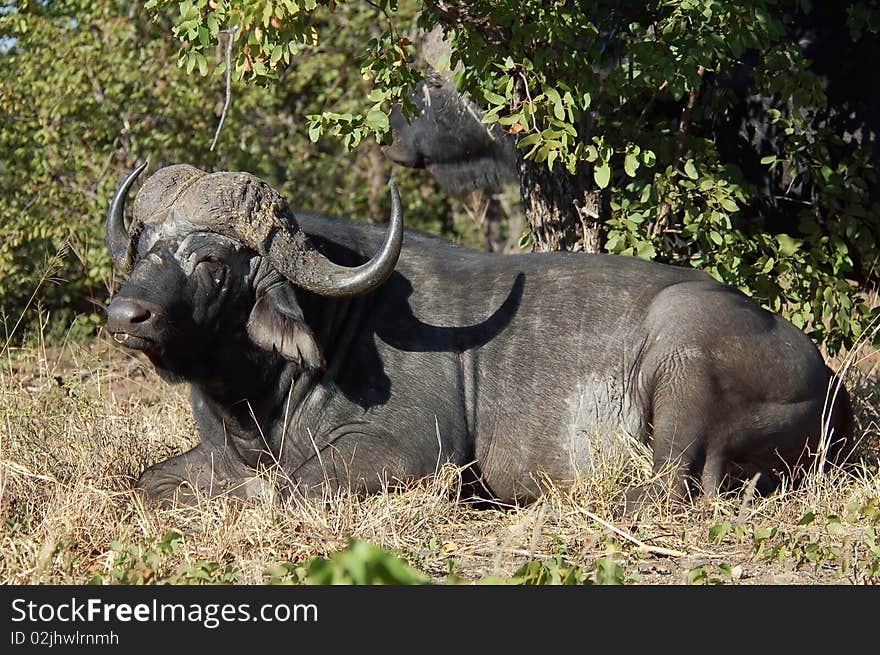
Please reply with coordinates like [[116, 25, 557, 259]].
[[578, 507, 688, 558]]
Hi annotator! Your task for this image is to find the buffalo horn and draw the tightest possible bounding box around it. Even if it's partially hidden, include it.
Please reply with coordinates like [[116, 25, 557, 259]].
[[106, 161, 149, 272], [254, 180, 404, 298]]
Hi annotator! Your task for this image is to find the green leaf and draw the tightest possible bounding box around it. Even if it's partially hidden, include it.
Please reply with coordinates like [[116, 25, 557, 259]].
[[594, 162, 611, 189], [270, 45, 284, 66], [709, 522, 732, 544], [636, 240, 655, 259], [684, 159, 698, 180], [753, 527, 777, 542], [546, 87, 565, 121], [624, 152, 639, 177], [364, 109, 389, 132], [776, 234, 801, 256], [797, 510, 816, 526], [517, 133, 542, 149], [826, 519, 846, 536], [594, 558, 625, 585], [687, 567, 708, 585], [719, 197, 739, 212], [483, 90, 507, 105]]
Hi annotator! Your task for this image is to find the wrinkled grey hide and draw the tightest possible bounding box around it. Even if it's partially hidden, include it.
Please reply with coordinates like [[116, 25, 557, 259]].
[[106, 165, 852, 509]]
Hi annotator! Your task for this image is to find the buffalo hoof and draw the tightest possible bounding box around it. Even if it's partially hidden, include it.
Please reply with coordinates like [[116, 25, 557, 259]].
[[133, 468, 199, 508], [134, 464, 282, 509]]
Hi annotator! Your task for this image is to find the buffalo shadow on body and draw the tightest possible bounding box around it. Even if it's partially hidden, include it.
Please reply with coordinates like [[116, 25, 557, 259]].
[[296, 230, 525, 410], [368, 272, 525, 356]]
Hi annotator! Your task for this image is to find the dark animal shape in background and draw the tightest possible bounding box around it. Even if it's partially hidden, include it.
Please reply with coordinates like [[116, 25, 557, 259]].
[[384, 70, 521, 253], [105, 163, 852, 509], [384, 70, 518, 198]]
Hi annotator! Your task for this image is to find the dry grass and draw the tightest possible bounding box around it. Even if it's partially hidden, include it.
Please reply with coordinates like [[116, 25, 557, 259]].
[[1, 331, 878, 585]]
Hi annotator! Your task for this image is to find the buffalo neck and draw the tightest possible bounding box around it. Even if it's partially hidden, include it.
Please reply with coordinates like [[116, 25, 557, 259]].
[[183, 282, 380, 473], [187, 331, 295, 458]]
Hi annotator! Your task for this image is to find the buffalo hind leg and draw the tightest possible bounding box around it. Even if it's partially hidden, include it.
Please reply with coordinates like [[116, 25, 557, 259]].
[[622, 368, 730, 513], [623, 440, 727, 513], [622, 440, 702, 514]]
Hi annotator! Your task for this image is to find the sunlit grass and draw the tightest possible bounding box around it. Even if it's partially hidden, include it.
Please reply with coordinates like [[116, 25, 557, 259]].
[[1, 323, 877, 584]]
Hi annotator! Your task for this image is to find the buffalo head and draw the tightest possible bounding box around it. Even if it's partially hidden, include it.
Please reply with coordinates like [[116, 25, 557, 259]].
[[383, 71, 517, 196], [104, 163, 402, 379]]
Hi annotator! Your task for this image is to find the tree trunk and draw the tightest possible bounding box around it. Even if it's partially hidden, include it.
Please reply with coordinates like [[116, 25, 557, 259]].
[[367, 139, 387, 221], [518, 155, 608, 253]]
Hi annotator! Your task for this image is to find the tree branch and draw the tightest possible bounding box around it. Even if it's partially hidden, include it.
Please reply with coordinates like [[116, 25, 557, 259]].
[[651, 64, 705, 238], [210, 26, 238, 152]]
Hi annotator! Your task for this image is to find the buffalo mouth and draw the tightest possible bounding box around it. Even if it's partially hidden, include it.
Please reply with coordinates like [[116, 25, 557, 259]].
[[110, 331, 156, 352]]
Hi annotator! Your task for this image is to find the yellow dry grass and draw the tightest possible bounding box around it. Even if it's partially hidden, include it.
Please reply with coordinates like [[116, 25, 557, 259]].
[[1, 329, 878, 585]]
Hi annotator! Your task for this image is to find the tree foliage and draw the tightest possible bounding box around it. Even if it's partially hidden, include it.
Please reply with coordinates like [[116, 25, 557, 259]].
[[143, 0, 880, 353], [0, 0, 454, 342], [2, 0, 879, 354]]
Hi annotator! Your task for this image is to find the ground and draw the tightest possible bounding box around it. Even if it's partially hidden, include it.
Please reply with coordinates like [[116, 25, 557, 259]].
[[1, 333, 878, 585]]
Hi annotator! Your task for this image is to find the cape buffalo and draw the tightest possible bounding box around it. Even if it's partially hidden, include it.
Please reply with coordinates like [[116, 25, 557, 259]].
[[384, 70, 518, 198], [105, 163, 852, 508]]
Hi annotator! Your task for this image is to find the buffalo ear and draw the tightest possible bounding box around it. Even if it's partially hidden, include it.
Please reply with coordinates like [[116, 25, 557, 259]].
[[246, 285, 324, 370]]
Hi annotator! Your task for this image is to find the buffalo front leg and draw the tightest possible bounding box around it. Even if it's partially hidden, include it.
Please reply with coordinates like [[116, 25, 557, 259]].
[[135, 444, 271, 507]]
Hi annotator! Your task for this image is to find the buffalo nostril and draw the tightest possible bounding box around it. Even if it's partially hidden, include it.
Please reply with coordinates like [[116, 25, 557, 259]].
[[107, 298, 155, 330], [129, 306, 152, 324]]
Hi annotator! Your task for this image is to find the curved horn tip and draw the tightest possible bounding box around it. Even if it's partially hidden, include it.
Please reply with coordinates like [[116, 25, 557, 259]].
[[289, 176, 403, 297], [114, 160, 150, 197], [106, 160, 150, 271], [113, 160, 150, 208], [107, 160, 150, 225], [131, 159, 150, 177], [388, 177, 401, 215]]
